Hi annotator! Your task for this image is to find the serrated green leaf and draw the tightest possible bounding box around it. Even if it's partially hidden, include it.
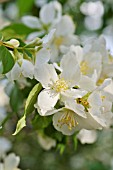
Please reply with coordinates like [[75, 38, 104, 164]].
[[13, 115, 26, 135], [25, 83, 42, 115], [0, 45, 14, 73]]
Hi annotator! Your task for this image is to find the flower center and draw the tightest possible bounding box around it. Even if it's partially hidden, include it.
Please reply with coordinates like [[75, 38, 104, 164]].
[[58, 111, 78, 130], [76, 92, 91, 111], [101, 95, 106, 101], [54, 36, 64, 47], [80, 61, 89, 75], [52, 78, 69, 93]]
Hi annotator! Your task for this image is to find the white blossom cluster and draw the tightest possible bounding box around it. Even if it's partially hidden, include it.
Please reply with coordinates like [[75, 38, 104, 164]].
[[0, 137, 21, 170], [5, 1, 113, 136]]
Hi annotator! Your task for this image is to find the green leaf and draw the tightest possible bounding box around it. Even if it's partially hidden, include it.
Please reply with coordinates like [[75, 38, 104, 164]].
[[25, 83, 42, 115], [13, 83, 42, 135], [13, 115, 26, 135], [1, 23, 37, 40], [17, 0, 34, 16], [10, 84, 24, 112], [32, 114, 52, 130], [0, 32, 3, 40], [0, 45, 14, 73]]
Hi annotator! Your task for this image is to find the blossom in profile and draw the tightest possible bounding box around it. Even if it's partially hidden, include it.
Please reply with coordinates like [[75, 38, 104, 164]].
[[0, 153, 21, 170]]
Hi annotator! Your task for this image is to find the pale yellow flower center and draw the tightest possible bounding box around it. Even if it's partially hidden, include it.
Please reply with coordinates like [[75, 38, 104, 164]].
[[52, 78, 69, 93], [54, 36, 64, 47], [58, 111, 78, 130], [101, 95, 106, 101], [80, 61, 89, 75]]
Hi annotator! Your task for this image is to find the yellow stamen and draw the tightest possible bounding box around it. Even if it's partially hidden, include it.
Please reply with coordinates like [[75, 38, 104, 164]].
[[101, 95, 106, 101], [52, 78, 68, 93], [80, 61, 89, 75], [58, 111, 78, 130]]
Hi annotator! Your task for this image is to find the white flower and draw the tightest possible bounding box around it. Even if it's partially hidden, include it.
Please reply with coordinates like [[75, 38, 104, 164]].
[[82, 36, 113, 85], [34, 51, 81, 116], [0, 137, 12, 157], [40, 1, 62, 25], [6, 59, 34, 81], [0, 83, 9, 107], [22, 1, 62, 38], [56, 79, 113, 135], [37, 134, 56, 150], [49, 15, 79, 62], [52, 106, 104, 136], [87, 88, 113, 127], [77, 129, 97, 144], [60, 45, 102, 91], [0, 153, 20, 170]]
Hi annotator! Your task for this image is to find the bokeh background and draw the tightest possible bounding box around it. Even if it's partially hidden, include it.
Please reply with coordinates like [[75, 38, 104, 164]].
[[0, 0, 113, 170]]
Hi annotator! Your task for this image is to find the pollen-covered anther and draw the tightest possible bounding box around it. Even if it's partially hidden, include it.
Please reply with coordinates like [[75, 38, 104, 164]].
[[80, 61, 89, 75], [58, 112, 78, 130], [76, 97, 90, 110], [52, 78, 69, 92]]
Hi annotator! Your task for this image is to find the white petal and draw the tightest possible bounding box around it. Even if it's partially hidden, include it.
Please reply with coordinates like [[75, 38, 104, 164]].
[[65, 99, 86, 118], [101, 90, 113, 102], [70, 45, 83, 64], [0, 137, 11, 156], [21, 59, 34, 79], [88, 107, 111, 127], [49, 44, 59, 63], [55, 15, 75, 36], [40, 3, 55, 24], [62, 89, 87, 99], [27, 31, 45, 41], [88, 92, 102, 107], [38, 134, 56, 150], [34, 63, 58, 88], [35, 48, 50, 66], [6, 63, 21, 81], [60, 51, 81, 87], [77, 129, 97, 144], [64, 35, 80, 46], [37, 90, 59, 116], [21, 15, 41, 29], [4, 153, 20, 170], [96, 78, 112, 90], [78, 75, 96, 91], [42, 29, 56, 45], [53, 110, 77, 135]]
